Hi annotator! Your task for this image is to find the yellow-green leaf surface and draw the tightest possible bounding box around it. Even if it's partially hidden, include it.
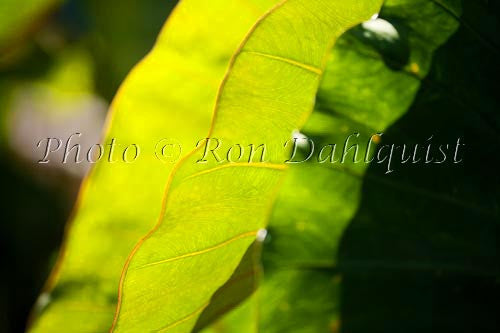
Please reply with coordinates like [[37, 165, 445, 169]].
[[202, 1, 463, 331], [0, 0, 61, 51], [28, 0, 281, 332], [111, 1, 382, 332]]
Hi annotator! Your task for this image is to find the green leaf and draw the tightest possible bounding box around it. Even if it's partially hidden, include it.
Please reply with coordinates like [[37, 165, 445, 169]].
[[266, 0, 462, 270], [201, 0, 465, 331], [110, 0, 382, 332], [28, 0, 281, 332]]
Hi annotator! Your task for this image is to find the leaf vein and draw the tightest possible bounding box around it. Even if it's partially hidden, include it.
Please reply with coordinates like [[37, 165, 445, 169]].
[[154, 302, 210, 332], [182, 162, 287, 183], [136, 231, 259, 270], [243, 50, 322, 75]]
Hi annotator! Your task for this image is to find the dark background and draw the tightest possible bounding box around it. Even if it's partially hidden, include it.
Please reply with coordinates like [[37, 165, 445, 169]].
[[0, 1, 177, 331]]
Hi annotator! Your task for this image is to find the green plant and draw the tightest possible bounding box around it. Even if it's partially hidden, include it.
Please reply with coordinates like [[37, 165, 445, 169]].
[[25, 0, 499, 332]]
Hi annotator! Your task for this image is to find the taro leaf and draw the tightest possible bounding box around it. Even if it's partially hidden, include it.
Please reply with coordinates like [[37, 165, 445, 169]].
[[201, 0, 473, 332], [110, 1, 382, 332], [28, 0, 281, 331], [265, 0, 462, 271], [207, 0, 499, 332]]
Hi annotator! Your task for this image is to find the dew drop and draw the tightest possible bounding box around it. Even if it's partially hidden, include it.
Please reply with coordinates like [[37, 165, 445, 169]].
[[362, 18, 399, 41], [36, 292, 52, 310], [256, 228, 268, 242], [291, 130, 310, 149]]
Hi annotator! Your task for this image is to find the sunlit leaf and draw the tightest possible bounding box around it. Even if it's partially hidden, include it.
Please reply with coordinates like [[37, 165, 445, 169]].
[[110, 1, 383, 332], [28, 0, 281, 331], [201, 0, 464, 331]]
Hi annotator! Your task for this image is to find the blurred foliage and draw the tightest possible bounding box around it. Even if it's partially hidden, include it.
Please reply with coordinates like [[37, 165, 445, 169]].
[[82, 0, 178, 100], [0, 0, 61, 53], [0, 158, 73, 332], [0, 0, 498, 332], [1, 0, 178, 332]]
